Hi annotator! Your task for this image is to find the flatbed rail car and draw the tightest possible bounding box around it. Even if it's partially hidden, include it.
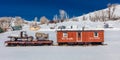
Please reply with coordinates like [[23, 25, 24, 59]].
[[5, 40, 53, 46], [5, 31, 53, 46]]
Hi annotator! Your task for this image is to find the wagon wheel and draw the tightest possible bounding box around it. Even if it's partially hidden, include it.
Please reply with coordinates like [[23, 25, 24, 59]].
[[28, 36, 33, 41], [10, 37, 17, 41]]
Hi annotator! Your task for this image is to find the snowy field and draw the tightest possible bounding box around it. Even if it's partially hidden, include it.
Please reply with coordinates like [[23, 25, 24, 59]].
[[0, 29, 120, 60]]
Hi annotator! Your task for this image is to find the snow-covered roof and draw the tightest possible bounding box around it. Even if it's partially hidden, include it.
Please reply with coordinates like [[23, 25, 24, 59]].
[[56, 28, 104, 31]]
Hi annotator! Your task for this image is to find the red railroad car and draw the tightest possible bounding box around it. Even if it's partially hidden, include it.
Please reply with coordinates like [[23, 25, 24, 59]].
[[57, 30, 104, 45]]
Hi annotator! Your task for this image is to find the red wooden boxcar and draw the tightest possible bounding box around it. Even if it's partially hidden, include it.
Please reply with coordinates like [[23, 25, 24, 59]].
[[57, 30, 104, 45]]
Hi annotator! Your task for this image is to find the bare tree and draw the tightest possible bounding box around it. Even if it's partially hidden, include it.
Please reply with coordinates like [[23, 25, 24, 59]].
[[59, 10, 68, 22], [107, 3, 117, 20], [0, 17, 13, 31], [14, 16, 24, 26], [53, 15, 59, 23], [108, 3, 111, 20], [40, 16, 49, 24], [59, 10, 66, 20], [82, 15, 87, 21], [101, 10, 107, 22]]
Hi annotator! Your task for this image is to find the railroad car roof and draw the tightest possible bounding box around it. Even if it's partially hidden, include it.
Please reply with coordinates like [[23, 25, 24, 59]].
[[57, 28, 104, 32]]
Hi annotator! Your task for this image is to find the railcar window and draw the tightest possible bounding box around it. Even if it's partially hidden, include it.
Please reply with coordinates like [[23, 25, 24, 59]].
[[63, 32, 68, 37], [94, 32, 98, 37]]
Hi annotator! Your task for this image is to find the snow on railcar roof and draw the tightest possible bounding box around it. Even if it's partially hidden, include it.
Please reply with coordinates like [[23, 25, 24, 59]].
[[56, 28, 104, 31]]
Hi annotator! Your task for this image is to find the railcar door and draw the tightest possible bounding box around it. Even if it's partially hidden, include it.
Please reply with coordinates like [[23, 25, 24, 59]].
[[77, 32, 82, 42]]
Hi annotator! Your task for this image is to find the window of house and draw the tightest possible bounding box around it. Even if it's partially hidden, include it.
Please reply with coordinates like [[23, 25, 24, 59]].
[[94, 32, 98, 37], [63, 32, 68, 37]]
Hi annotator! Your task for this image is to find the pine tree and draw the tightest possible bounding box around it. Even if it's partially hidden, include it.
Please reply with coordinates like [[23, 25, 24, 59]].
[[0, 27, 4, 33]]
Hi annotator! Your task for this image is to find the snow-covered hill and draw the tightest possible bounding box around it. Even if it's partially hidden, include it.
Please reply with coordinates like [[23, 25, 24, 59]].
[[74, 4, 120, 21], [36, 5, 120, 29]]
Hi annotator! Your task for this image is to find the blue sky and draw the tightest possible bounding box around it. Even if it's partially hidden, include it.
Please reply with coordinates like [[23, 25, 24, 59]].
[[0, 0, 120, 20]]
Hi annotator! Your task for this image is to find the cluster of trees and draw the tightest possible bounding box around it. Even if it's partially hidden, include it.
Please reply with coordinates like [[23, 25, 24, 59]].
[[0, 16, 24, 32], [82, 4, 120, 22], [38, 10, 69, 25], [39, 4, 120, 23], [40, 4, 120, 23], [14, 17, 24, 26], [0, 17, 12, 32]]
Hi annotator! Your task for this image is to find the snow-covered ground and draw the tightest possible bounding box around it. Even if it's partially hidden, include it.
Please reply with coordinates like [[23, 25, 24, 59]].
[[0, 23, 120, 60], [0, 45, 119, 60]]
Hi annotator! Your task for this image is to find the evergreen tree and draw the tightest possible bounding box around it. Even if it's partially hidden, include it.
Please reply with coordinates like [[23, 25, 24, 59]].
[[0, 27, 4, 33]]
